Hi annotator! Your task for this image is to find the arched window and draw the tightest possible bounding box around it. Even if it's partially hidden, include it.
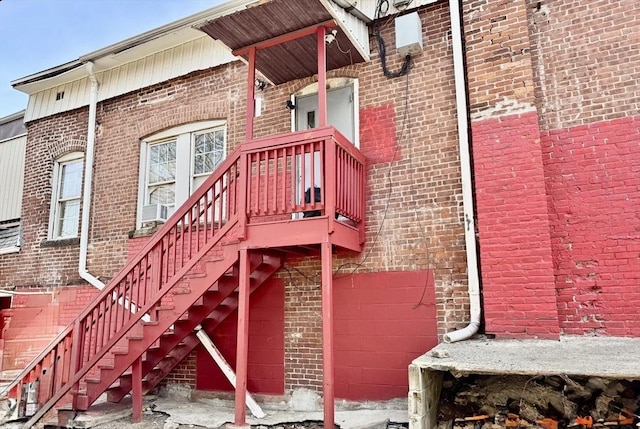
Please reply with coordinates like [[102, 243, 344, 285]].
[[137, 120, 226, 228], [49, 152, 84, 239]]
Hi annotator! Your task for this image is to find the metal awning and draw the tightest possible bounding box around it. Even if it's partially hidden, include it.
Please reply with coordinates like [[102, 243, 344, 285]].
[[197, 0, 367, 85]]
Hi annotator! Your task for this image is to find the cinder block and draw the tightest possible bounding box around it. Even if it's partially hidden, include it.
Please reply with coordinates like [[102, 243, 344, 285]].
[[408, 389, 427, 417]]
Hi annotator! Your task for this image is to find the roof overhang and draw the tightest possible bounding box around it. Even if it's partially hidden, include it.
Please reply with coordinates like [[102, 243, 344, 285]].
[[10, 0, 259, 94], [197, 0, 369, 85]]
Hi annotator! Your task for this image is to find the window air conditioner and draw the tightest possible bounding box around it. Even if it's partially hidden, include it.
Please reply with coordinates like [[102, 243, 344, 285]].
[[141, 204, 169, 223]]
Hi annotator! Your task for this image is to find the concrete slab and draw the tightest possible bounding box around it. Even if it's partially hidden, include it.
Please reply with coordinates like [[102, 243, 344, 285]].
[[153, 397, 409, 429], [55, 394, 408, 429], [411, 336, 640, 378]]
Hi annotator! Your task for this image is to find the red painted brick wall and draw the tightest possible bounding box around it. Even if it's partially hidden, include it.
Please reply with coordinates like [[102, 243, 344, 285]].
[[0, 287, 99, 370], [471, 111, 559, 338], [541, 115, 640, 336], [334, 271, 437, 400]]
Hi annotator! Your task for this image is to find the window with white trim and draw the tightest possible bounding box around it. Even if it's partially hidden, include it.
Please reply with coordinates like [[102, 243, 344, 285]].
[[138, 121, 226, 228], [50, 152, 84, 239]]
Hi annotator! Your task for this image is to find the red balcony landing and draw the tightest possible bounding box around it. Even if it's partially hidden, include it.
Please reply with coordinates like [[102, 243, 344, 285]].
[[237, 126, 366, 254]]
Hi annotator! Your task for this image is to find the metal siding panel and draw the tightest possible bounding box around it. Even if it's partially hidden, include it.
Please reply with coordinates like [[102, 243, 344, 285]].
[[326, 1, 370, 57], [0, 135, 27, 221], [79, 77, 89, 109], [44, 88, 56, 118], [24, 94, 38, 123], [24, 37, 236, 122], [171, 44, 184, 77], [115, 64, 127, 95], [68, 79, 81, 108], [182, 41, 195, 76], [100, 69, 114, 100]]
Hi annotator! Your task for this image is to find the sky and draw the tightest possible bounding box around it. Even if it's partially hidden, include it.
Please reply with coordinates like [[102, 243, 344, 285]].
[[0, 0, 226, 118]]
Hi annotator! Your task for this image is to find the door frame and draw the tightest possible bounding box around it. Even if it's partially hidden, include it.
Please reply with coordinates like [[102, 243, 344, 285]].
[[290, 77, 359, 148]]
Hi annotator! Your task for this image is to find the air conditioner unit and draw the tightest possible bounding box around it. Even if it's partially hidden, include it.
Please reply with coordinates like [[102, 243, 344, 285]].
[[141, 204, 169, 223]]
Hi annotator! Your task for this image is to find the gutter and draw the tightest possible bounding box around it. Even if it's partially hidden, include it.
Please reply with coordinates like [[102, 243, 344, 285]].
[[442, 0, 481, 343], [78, 62, 105, 290]]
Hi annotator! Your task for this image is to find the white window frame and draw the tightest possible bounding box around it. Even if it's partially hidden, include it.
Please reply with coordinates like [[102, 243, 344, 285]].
[[49, 152, 84, 240], [137, 121, 226, 229]]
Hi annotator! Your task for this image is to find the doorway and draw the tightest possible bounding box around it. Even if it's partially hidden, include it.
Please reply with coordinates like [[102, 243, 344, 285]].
[[291, 79, 359, 214]]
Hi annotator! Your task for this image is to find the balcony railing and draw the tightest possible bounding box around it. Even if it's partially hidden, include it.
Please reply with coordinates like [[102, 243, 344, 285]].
[[239, 126, 366, 236]]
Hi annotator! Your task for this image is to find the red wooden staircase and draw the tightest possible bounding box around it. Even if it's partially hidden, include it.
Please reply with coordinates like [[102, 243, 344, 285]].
[[4, 127, 365, 428]]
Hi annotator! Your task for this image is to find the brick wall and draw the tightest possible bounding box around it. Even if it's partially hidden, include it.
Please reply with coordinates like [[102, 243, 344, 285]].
[[464, 0, 639, 338], [542, 116, 640, 336], [0, 110, 89, 289], [471, 112, 559, 338], [463, 0, 559, 338], [528, 0, 640, 336], [1, 3, 469, 393], [527, 0, 640, 131]]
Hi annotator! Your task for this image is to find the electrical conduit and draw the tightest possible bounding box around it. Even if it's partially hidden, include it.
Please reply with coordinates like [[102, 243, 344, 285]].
[[78, 61, 105, 289], [442, 0, 481, 343]]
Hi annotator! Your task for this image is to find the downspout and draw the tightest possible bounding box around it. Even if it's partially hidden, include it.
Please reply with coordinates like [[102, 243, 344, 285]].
[[78, 61, 105, 289], [442, 0, 481, 343]]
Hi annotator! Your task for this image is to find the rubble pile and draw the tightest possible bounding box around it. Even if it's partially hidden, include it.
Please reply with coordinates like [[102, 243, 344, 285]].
[[437, 374, 640, 429]]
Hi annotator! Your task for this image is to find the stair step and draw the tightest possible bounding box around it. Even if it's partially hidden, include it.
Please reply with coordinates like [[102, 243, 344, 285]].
[[98, 364, 114, 371]]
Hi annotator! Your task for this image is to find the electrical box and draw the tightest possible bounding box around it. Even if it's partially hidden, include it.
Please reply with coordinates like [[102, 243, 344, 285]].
[[395, 12, 423, 57]]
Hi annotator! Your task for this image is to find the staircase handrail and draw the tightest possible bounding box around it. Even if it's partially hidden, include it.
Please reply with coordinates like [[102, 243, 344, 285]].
[[2, 145, 243, 405]]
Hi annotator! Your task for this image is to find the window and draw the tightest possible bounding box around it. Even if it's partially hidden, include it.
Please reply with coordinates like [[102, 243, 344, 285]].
[[50, 152, 84, 239], [138, 121, 226, 228]]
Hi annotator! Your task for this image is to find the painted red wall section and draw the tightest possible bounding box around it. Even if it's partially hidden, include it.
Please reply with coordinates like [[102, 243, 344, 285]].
[[333, 270, 437, 400], [471, 111, 560, 339], [1, 287, 99, 371], [196, 277, 285, 394], [541, 115, 640, 336], [359, 104, 399, 165]]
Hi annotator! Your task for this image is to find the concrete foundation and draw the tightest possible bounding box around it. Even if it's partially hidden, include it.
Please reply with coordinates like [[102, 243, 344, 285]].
[[408, 336, 640, 429]]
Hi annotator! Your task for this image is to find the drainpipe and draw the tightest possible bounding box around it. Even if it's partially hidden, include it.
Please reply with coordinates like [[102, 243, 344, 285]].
[[78, 61, 105, 289], [442, 0, 481, 343]]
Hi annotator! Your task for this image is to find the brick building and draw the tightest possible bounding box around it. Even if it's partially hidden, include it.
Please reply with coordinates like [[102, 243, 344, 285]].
[[0, 0, 638, 427]]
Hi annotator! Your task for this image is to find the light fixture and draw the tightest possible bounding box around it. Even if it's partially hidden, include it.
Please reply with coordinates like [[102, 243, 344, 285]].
[[285, 100, 296, 110], [255, 79, 267, 91], [393, 0, 413, 10], [325, 29, 338, 45]]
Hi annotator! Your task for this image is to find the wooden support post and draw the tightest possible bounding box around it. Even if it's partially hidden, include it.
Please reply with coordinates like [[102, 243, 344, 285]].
[[321, 241, 335, 428], [317, 27, 327, 127], [246, 47, 256, 141], [233, 248, 251, 427], [132, 356, 142, 423]]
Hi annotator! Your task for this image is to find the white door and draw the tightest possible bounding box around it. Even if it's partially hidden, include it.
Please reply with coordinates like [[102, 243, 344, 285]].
[[293, 83, 356, 214]]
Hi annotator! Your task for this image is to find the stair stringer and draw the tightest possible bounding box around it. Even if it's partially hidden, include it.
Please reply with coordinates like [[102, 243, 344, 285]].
[[103, 251, 284, 403], [21, 220, 240, 429], [78, 241, 243, 408]]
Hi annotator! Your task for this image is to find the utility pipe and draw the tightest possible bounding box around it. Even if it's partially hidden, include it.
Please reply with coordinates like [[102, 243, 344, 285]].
[[442, 0, 481, 343], [78, 62, 105, 289]]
